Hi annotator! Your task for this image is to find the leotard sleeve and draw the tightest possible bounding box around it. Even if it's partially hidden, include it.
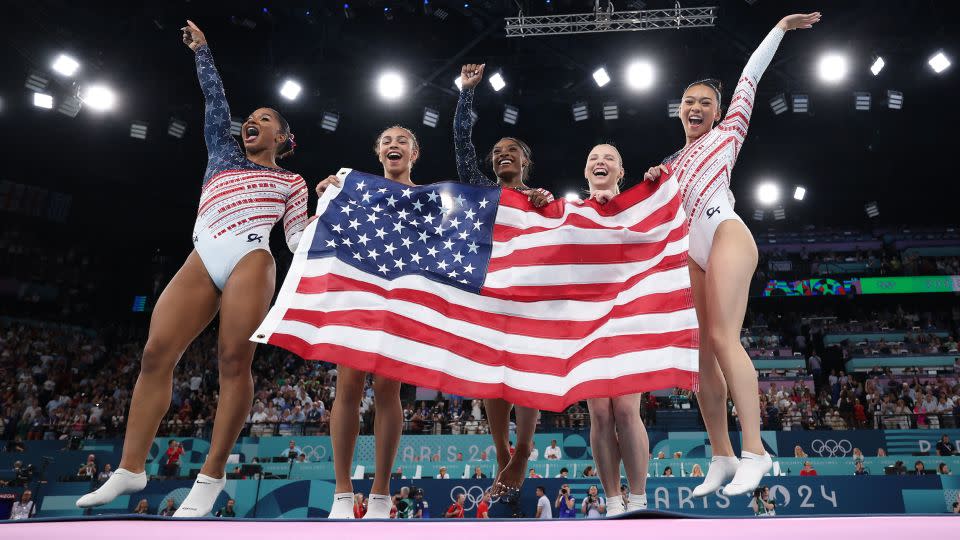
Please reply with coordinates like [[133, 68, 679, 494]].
[[282, 176, 309, 252], [718, 26, 786, 155], [453, 88, 496, 186], [194, 44, 244, 185]]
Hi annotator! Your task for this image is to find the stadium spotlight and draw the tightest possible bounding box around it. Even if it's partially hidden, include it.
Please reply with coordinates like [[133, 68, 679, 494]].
[[668, 99, 681, 118], [422, 107, 440, 128], [854, 92, 871, 111], [81, 84, 116, 111], [818, 53, 848, 83], [887, 90, 903, 110], [489, 72, 506, 92], [230, 117, 243, 136], [377, 71, 406, 101], [793, 186, 806, 201], [25, 72, 50, 93], [280, 80, 302, 101], [592, 67, 611, 87], [168, 118, 187, 138], [792, 94, 809, 113], [572, 102, 589, 122], [52, 54, 80, 77], [625, 61, 654, 91], [773, 207, 786, 221], [130, 121, 148, 140], [870, 56, 885, 76], [564, 192, 580, 202], [756, 182, 780, 206], [864, 201, 879, 218], [321, 111, 339, 132], [770, 93, 787, 115], [33, 92, 54, 109], [56, 95, 82, 118], [503, 105, 519, 125], [603, 102, 619, 120], [928, 51, 951, 74]]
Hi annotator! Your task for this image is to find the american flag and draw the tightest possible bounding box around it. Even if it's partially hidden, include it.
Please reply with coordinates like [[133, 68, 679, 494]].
[[252, 168, 698, 411]]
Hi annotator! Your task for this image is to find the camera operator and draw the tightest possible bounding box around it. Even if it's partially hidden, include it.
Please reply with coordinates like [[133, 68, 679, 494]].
[[555, 484, 576, 519], [13, 461, 34, 487], [749, 486, 776, 517], [581, 484, 606, 518]]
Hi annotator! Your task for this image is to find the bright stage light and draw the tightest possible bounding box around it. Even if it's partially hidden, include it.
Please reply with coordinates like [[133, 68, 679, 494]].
[[756, 182, 780, 206], [870, 57, 885, 76], [377, 71, 406, 101], [625, 61, 654, 91], [818, 53, 848, 83], [592, 67, 610, 87], [33, 92, 54, 109], [52, 54, 80, 77], [929, 51, 951, 74], [489, 72, 506, 92], [280, 80, 302, 101], [564, 192, 580, 202], [793, 186, 806, 201], [82, 84, 116, 111]]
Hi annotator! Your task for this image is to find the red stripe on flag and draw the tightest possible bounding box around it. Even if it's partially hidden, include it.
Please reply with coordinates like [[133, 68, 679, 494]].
[[487, 222, 687, 272], [480, 252, 690, 301], [295, 272, 694, 340], [267, 336, 698, 411], [493, 195, 681, 242], [281, 306, 697, 374]]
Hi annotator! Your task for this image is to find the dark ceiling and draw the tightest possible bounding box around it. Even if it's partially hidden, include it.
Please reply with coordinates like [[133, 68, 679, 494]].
[[1, 0, 958, 256]]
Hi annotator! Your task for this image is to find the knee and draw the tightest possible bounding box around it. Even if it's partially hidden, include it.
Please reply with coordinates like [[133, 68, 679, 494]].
[[706, 328, 739, 357], [612, 398, 640, 425], [218, 348, 253, 380], [589, 400, 614, 430], [372, 377, 400, 400], [140, 340, 177, 377]]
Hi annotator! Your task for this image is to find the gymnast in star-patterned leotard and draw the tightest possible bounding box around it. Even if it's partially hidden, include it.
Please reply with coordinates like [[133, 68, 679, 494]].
[[76, 20, 309, 518]]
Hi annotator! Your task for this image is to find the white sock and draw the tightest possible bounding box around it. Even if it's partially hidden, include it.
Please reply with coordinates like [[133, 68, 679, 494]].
[[692, 456, 740, 498], [722, 451, 772, 497], [605, 495, 625, 517], [76, 468, 147, 508], [328, 492, 355, 519], [362, 494, 392, 519], [626, 492, 647, 511], [173, 474, 226, 517]]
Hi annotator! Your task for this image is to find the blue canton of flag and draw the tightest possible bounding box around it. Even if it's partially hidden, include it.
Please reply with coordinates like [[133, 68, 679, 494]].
[[309, 169, 500, 293]]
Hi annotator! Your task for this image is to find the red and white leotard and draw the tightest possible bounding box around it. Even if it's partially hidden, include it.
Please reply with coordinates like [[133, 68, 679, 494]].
[[663, 26, 785, 269], [190, 44, 308, 289]]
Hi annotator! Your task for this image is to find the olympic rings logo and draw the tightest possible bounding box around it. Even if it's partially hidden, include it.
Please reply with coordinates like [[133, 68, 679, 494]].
[[809, 439, 853, 457], [299, 444, 328, 461], [449, 485, 495, 511]]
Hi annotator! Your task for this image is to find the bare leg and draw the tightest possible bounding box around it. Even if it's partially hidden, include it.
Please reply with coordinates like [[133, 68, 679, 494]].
[[705, 221, 763, 455], [370, 376, 402, 496], [200, 250, 275, 477], [496, 405, 538, 490], [587, 398, 622, 497], [690, 261, 735, 458], [483, 398, 514, 473], [119, 251, 220, 473], [611, 394, 649, 494], [331, 367, 365, 493]]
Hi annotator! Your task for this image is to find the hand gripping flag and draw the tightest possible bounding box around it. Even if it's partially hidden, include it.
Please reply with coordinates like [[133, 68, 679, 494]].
[[252, 168, 698, 411]]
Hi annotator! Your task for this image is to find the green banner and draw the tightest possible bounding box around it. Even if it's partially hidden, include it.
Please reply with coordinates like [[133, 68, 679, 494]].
[[859, 275, 960, 294]]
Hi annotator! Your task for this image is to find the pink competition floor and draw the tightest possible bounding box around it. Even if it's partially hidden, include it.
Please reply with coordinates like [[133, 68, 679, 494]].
[[3, 516, 958, 539]]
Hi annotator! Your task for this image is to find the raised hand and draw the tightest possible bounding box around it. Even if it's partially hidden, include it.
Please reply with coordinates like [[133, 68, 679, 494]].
[[315, 175, 342, 197], [643, 164, 670, 183], [181, 20, 207, 51], [460, 64, 486, 91], [526, 188, 555, 208], [777, 12, 821, 31]]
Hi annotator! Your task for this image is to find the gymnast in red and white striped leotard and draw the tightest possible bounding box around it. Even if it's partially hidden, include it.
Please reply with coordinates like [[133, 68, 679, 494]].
[[77, 20, 309, 518], [646, 12, 821, 499]]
